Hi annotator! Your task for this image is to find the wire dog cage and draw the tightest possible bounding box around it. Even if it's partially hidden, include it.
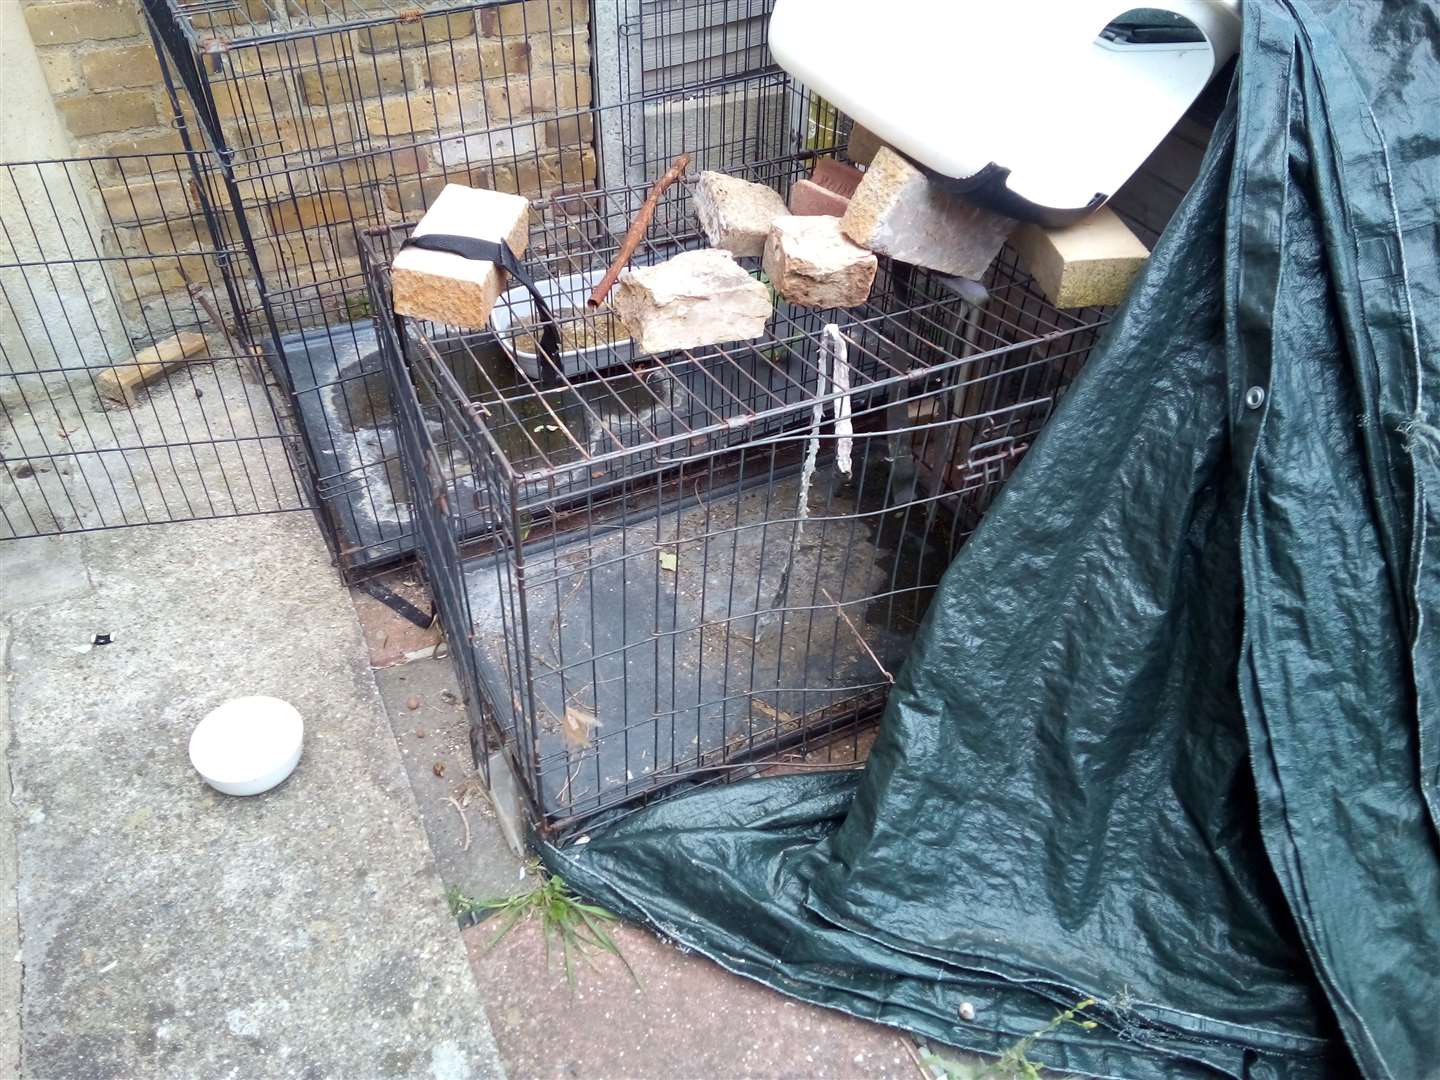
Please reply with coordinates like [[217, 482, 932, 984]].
[[364, 173, 1109, 831], [136, 0, 1208, 581], [1, 153, 309, 539], [141, 0, 796, 575]]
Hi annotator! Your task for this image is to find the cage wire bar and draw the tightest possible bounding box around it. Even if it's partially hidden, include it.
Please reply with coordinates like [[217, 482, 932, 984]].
[[0, 153, 309, 538]]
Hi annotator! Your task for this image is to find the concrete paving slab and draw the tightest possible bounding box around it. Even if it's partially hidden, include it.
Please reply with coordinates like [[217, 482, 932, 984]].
[[0, 516, 504, 1080], [370, 653, 526, 904], [467, 918, 921, 1079]]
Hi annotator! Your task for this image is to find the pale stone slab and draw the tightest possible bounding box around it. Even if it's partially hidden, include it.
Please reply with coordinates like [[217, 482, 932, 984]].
[[97, 331, 209, 408], [762, 215, 877, 309], [611, 248, 772, 354], [842, 146, 1014, 279], [392, 183, 530, 330], [692, 171, 789, 257], [1010, 206, 1149, 308]]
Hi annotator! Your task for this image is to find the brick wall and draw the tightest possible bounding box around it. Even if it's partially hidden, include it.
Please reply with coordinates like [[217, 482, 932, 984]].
[[20, 0, 598, 335]]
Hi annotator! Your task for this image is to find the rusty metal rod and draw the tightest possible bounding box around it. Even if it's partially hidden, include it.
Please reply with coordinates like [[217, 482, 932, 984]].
[[587, 152, 690, 308]]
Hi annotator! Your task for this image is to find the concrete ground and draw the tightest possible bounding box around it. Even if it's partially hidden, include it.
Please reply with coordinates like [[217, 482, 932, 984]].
[[0, 516, 504, 1079], [354, 570, 935, 1080]]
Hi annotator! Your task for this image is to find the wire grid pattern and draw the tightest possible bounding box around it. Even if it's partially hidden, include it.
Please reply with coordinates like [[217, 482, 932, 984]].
[[144, 0, 803, 573], [364, 178, 1108, 830], [1, 155, 309, 539]]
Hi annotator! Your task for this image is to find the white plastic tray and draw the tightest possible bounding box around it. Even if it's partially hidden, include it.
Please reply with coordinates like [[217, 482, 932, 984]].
[[490, 267, 636, 380]]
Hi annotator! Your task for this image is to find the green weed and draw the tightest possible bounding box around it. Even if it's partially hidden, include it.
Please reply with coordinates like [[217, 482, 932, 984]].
[[923, 998, 1098, 1080], [447, 861, 638, 988]]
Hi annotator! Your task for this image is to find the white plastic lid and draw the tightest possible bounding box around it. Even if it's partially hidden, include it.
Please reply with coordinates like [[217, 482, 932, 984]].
[[189, 695, 304, 797], [770, 0, 1241, 218]]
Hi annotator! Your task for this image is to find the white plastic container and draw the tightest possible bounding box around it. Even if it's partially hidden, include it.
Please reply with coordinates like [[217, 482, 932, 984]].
[[490, 268, 637, 380], [770, 0, 1241, 225], [189, 695, 304, 796]]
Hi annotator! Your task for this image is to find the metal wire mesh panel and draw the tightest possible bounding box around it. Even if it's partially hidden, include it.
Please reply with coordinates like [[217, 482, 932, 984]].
[[364, 168, 1108, 831], [142, 0, 803, 574], [0, 155, 308, 538]]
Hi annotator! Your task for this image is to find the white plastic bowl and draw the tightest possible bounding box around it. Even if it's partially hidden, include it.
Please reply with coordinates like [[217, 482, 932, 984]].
[[189, 695, 304, 796]]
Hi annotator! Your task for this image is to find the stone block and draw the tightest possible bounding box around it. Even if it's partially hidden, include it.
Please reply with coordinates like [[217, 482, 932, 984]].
[[57, 91, 158, 138], [611, 249, 772, 354], [790, 159, 863, 216], [846, 122, 887, 166], [391, 183, 531, 330], [842, 146, 1013, 279], [789, 180, 849, 217], [97, 332, 210, 408], [762, 215, 877, 309], [693, 172, 788, 258], [24, 0, 138, 45], [1009, 207, 1150, 309], [81, 44, 162, 91]]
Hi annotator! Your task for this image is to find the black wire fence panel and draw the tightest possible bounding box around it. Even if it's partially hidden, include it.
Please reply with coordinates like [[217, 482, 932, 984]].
[[0, 155, 310, 539], [362, 170, 1110, 831], [141, 0, 799, 575]]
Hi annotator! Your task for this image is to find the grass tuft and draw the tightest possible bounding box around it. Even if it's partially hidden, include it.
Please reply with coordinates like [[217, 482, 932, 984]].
[[923, 999, 1098, 1079], [447, 861, 638, 989]]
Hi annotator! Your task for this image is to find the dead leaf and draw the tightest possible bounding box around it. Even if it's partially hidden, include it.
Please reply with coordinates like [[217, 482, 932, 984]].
[[562, 706, 601, 748], [658, 551, 678, 573], [432, 761, 446, 778]]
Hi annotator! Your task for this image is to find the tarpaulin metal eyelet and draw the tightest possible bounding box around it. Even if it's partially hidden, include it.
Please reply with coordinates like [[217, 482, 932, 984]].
[[1245, 386, 1266, 410]]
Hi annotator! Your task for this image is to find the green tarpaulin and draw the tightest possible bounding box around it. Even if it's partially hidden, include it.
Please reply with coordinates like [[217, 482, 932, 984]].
[[544, 1, 1440, 1075]]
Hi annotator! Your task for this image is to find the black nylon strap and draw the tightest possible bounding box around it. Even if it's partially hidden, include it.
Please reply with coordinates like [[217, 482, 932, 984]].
[[400, 233, 562, 374]]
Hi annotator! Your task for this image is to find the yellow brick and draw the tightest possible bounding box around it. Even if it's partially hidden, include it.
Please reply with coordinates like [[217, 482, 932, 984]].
[[93, 130, 187, 179], [420, 38, 531, 86], [24, 0, 139, 45], [228, 114, 353, 163], [57, 91, 158, 138], [381, 175, 452, 216], [483, 75, 554, 119], [480, 0, 588, 38], [101, 179, 189, 225], [543, 112, 593, 148], [38, 50, 84, 95], [1009, 208, 1150, 309], [114, 218, 209, 257], [265, 190, 372, 234], [299, 54, 417, 105], [364, 95, 436, 137], [210, 74, 291, 121], [530, 32, 590, 69], [554, 146, 596, 186], [81, 44, 163, 91], [353, 12, 476, 53], [253, 231, 335, 277]]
